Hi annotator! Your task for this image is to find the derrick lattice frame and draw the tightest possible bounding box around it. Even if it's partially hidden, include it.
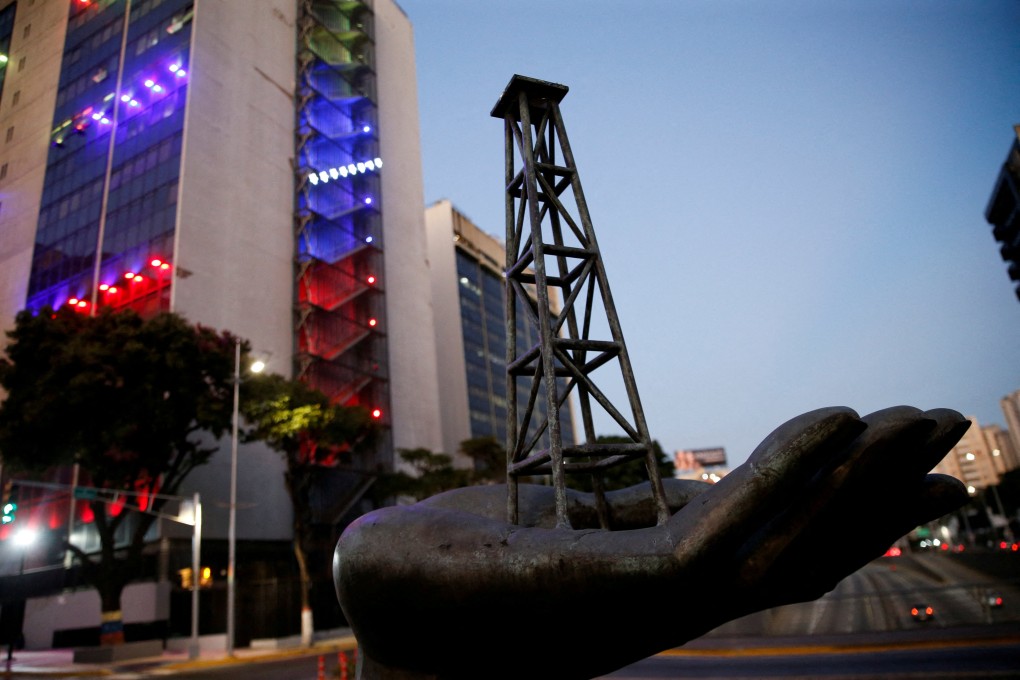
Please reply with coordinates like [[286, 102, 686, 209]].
[[493, 75, 670, 529]]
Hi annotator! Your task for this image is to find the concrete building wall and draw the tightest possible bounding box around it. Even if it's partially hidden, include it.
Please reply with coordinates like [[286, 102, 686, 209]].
[[172, 0, 296, 372], [373, 0, 443, 458], [424, 200, 471, 461], [0, 0, 68, 335], [938, 416, 1001, 491], [24, 581, 170, 650], [1002, 389, 1020, 468]]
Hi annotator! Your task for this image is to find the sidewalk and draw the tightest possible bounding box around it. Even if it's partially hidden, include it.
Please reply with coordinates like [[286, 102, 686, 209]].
[[0, 631, 359, 677]]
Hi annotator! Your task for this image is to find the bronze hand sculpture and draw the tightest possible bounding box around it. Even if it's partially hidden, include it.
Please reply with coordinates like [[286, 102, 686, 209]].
[[334, 406, 968, 679]]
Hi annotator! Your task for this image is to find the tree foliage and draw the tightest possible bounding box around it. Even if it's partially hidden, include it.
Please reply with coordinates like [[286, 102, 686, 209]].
[[374, 437, 508, 503], [0, 308, 237, 624], [239, 372, 379, 645]]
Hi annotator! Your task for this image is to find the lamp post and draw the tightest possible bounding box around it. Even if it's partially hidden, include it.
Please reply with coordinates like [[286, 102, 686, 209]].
[[227, 339, 263, 656]]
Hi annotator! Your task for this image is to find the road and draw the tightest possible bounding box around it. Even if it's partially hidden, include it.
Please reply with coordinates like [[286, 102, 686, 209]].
[[121, 551, 1019, 679]]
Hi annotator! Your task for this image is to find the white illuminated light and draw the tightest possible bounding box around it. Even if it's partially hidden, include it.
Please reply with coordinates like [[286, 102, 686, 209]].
[[144, 79, 155, 88], [306, 157, 384, 185], [365, 236, 373, 243], [152, 84, 163, 93], [967, 485, 976, 495], [308, 173, 319, 185], [176, 69, 187, 77], [91, 112, 103, 120], [13, 528, 37, 547], [121, 94, 131, 102], [168, 63, 180, 73], [130, 100, 139, 107], [965, 452, 976, 461]]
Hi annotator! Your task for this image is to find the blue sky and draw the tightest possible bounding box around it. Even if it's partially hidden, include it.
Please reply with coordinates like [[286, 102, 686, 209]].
[[400, 0, 1020, 466]]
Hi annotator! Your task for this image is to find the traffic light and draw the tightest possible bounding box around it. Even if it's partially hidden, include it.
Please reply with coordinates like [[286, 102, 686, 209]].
[[1, 482, 15, 525]]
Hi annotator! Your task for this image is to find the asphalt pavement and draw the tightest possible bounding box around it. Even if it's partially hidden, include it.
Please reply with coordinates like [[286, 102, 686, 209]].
[[0, 631, 358, 678], [2, 624, 1018, 678]]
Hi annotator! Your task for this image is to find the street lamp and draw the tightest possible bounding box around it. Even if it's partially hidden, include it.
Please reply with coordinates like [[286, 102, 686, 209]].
[[227, 339, 264, 656]]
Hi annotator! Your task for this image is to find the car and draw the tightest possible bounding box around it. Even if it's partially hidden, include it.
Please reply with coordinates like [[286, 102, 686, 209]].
[[911, 604, 934, 622]]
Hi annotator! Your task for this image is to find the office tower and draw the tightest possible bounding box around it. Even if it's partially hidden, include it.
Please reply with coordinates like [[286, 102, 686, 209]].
[[0, 0, 442, 646], [986, 125, 1020, 302], [425, 199, 576, 465]]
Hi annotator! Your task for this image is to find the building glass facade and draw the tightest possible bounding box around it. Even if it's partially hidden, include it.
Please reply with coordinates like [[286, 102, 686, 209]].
[[27, 0, 192, 316], [455, 248, 575, 450]]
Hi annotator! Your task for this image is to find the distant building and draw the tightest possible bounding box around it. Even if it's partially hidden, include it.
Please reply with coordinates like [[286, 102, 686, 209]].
[[424, 199, 576, 465], [936, 417, 1003, 492], [985, 125, 1020, 302], [674, 447, 728, 482], [1001, 389, 1020, 468]]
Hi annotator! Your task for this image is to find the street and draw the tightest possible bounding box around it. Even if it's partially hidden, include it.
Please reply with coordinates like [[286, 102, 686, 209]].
[[107, 551, 1018, 679]]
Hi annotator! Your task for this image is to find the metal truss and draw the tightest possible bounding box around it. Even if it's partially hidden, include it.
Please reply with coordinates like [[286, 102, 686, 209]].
[[492, 75, 670, 529]]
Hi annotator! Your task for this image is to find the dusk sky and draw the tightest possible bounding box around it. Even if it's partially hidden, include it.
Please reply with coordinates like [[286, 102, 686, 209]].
[[400, 0, 1020, 466]]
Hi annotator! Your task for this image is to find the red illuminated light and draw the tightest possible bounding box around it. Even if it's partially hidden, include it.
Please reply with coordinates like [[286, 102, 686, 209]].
[[133, 275, 143, 282], [368, 318, 377, 327], [367, 275, 376, 285], [371, 408, 382, 419], [68, 298, 79, 306], [108, 286, 118, 294], [151, 259, 163, 267], [99, 284, 109, 291], [125, 272, 135, 280], [77, 300, 88, 309]]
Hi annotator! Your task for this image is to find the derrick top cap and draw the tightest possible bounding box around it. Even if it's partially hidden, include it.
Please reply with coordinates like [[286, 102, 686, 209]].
[[490, 75, 569, 122]]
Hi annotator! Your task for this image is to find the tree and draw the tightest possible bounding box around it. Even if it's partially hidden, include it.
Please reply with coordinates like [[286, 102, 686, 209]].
[[373, 448, 473, 502], [240, 373, 378, 646], [458, 436, 506, 484], [0, 308, 237, 643]]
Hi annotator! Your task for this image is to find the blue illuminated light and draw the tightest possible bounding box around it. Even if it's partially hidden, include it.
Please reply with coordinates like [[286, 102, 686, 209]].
[[364, 197, 372, 205]]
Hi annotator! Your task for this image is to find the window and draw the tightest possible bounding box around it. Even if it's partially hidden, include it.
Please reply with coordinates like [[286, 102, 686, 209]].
[[5, 126, 12, 143], [17, 56, 24, 71], [22, 25, 29, 39], [11, 90, 18, 106], [0, 163, 7, 180]]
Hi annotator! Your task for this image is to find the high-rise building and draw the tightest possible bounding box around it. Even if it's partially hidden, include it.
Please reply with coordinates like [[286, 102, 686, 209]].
[[424, 199, 576, 464], [0, 0, 442, 646], [985, 125, 1020, 302], [1000, 389, 1020, 468], [935, 416, 1002, 492]]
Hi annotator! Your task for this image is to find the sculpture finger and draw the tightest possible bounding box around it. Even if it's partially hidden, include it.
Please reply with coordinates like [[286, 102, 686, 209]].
[[738, 409, 966, 595], [669, 406, 864, 566]]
